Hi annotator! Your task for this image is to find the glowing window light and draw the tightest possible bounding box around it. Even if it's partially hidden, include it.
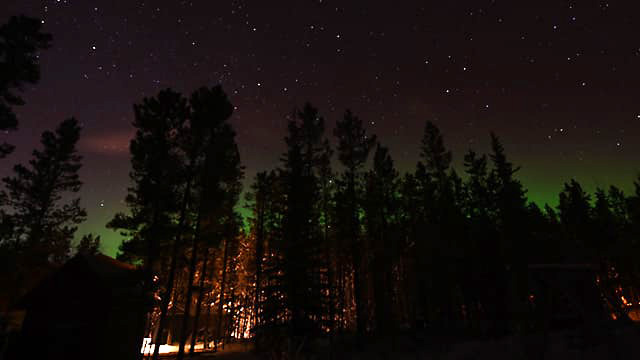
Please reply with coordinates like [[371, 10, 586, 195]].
[[140, 338, 208, 355]]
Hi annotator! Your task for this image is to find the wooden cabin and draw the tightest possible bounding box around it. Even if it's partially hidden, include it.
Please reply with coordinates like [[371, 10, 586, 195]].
[[4, 253, 147, 360]]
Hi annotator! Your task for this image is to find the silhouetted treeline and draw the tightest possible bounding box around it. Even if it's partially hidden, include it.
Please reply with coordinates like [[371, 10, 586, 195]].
[[247, 102, 640, 348], [105, 84, 640, 357]]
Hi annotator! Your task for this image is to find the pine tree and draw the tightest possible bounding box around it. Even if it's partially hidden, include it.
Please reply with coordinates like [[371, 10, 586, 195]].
[[333, 109, 376, 337], [109, 89, 188, 268], [593, 188, 616, 260], [558, 179, 593, 262], [176, 85, 243, 359], [414, 121, 456, 334], [365, 144, 398, 335], [107, 89, 189, 360], [1, 118, 85, 300], [316, 139, 336, 334], [396, 173, 421, 328], [2, 117, 85, 263], [462, 149, 496, 335], [489, 133, 528, 245], [247, 171, 272, 329], [463, 150, 492, 221], [625, 177, 640, 292], [247, 170, 288, 347], [0, 16, 52, 157], [279, 103, 327, 339]]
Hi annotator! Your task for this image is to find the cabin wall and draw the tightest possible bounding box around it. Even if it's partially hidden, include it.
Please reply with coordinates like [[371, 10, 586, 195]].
[[7, 297, 108, 360], [103, 300, 146, 360]]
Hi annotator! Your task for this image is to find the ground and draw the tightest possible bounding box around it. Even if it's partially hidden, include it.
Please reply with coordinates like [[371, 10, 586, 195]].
[[157, 323, 640, 360]]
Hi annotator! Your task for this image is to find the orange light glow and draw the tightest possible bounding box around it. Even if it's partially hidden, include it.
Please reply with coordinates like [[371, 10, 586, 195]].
[[621, 296, 631, 306]]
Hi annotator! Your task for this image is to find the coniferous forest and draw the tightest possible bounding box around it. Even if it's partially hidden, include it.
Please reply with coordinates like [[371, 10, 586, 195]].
[[1, 11, 640, 360]]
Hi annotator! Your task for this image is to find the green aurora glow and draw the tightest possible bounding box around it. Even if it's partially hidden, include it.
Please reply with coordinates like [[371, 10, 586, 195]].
[[83, 159, 639, 258]]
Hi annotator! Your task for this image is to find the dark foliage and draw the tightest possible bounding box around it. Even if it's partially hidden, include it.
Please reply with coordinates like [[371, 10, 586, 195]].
[[0, 118, 85, 306], [0, 16, 51, 157], [77, 233, 101, 255]]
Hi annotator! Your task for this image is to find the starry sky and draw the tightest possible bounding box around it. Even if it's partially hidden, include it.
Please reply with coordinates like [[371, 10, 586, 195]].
[[2, 1, 639, 256]]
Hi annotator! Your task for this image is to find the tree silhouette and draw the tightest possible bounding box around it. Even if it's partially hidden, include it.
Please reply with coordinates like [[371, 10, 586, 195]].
[[107, 89, 189, 360], [2, 117, 85, 264], [486, 133, 531, 335], [462, 149, 496, 335], [175, 85, 243, 359], [413, 120, 456, 335], [333, 109, 376, 338], [558, 179, 593, 262], [364, 144, 398, 336], [247, 171, 269, 329], [0, 16, 51, 158], [1, 118, 85, 303], [247, 170, 288, 342], [77, 233, 101, 255], [278, 103, 329, 339]]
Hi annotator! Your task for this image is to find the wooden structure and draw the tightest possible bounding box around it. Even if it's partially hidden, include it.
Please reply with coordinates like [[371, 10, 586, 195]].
[[5, 253, 146, 360]]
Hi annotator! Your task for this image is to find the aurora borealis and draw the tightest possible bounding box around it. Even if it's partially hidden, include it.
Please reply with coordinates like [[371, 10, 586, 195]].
[[2, 1, 639, 256]]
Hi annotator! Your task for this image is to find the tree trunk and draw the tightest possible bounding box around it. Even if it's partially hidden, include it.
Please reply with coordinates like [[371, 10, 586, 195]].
[[204, 288, 214, 349], [228, 289, 237, 340], [176, 203, 205, 360], [321, 179, 334, 334], [189, 247, 211, 355], [345, 171, 366, 338], [254, 201, 265, 329], [216, 237, 230, 351], [151, 234, 180, 360], [151, 177, 193, 360], [139, 203, 161, 360], [352, 253, 365, 337]]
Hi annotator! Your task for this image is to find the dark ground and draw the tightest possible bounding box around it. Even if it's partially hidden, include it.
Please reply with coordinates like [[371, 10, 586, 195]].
[[159, 322, 640, 360]]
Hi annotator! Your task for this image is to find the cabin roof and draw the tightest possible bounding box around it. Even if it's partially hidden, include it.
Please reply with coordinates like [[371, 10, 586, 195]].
[[81, 253, 137, 278], [16, 253, 143, 309]]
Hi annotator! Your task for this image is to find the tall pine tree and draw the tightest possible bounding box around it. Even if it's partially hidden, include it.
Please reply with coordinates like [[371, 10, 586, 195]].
[[1, 118, 85, 301], [333, 109, 376, 337], [280, 103, 328, 339]]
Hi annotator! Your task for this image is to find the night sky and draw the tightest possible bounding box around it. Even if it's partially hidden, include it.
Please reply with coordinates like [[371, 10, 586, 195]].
[[2, 1, 639, 256]]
